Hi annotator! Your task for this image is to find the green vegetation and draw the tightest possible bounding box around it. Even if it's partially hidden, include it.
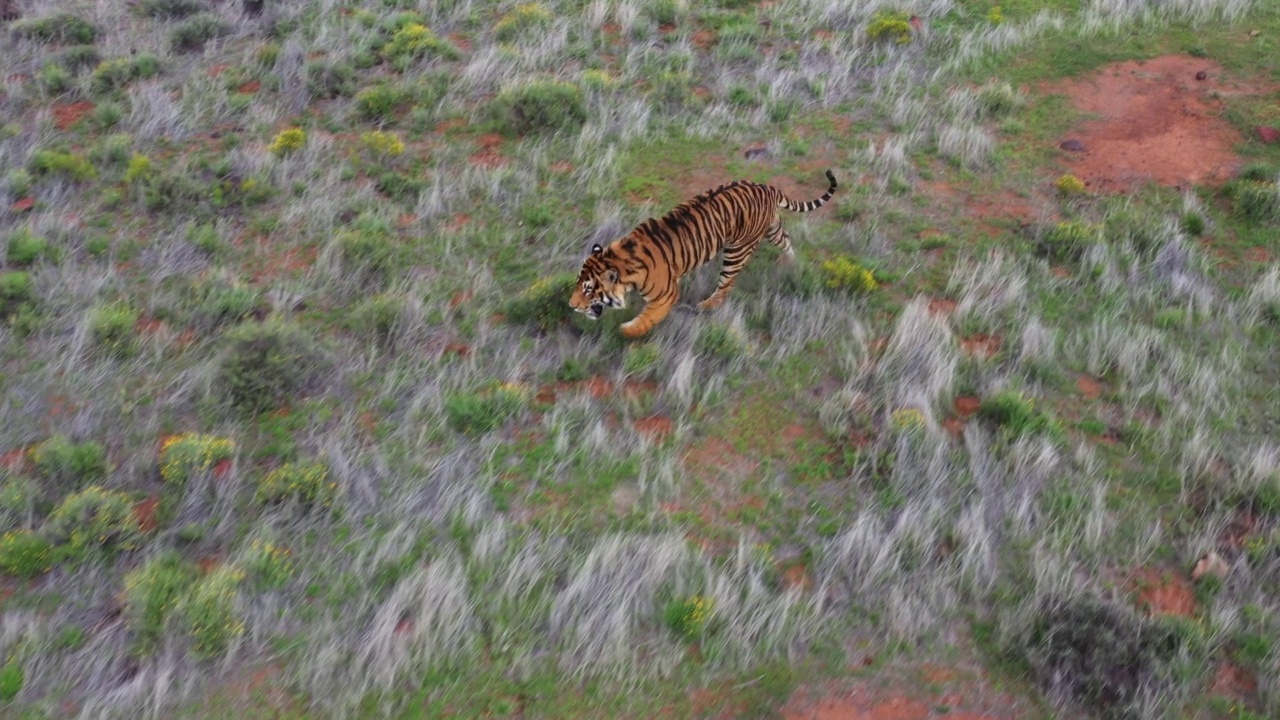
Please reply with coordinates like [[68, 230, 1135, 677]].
[[217, 321, 324, 415], [45, 486, 143, 555], [0, 531, 55, 578], [122, 552, 199, 650], [488, 79, 587, 136]]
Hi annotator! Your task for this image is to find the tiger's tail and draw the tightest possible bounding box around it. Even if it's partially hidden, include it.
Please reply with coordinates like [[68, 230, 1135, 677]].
[[780, 169, 838, 212]]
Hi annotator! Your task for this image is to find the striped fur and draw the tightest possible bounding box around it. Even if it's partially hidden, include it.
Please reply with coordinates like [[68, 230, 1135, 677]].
[[570, 169, 838, 338]]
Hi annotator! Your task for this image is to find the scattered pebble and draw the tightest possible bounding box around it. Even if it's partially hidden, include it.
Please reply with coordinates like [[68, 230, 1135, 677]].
[[1195, 70, 1208, 81], [743, 146, 770, 160], [1059, 139, 1086, 152], [1256, 126, 1279, 144], [1191, 550, 1230, 582]]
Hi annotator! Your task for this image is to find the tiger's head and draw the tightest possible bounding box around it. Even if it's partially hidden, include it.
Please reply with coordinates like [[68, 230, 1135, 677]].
[[570, 243, 627, 320]]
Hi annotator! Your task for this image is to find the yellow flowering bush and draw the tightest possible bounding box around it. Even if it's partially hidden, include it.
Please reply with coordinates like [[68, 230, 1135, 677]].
[[360, 130, 406, 158], [820, 255, 879, 293], [494, 3, 553, 41], [866, 11, 913, 44], [889, 407, 927, 434], [45, 486, 144, 554], [239, 538, 294, 589], [580, 69, 617, 91], [254, 461, 336, 508], [180, 565, 246, 655], [664, 594, 714, 641], [1055, 173, 1087, 195], [124, 153, 155, 183], [383, 22, 459, 62], [988, 6, 1004, 24], [0, 530, 55, 578], [159, 433, 234, 485], [268, 128, 306, 157]]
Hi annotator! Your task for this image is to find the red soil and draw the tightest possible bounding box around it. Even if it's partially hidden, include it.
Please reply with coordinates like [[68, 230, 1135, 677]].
[[52, 100, 94, 130], [782, 665, 1035, 720], [1243, 247, 1273, 263], [927, 298, 958, 315], [10, 197, 33, 213], [132, 495, 161, 533], [236, 80, 261, 94], [1075, 376, 1104, 401], [954, 396, 981, 418], [1131, 567, 1197, 618], [633, 415, 674, 441], [960, 334, 1001, 359], [1046, 56, 1246, 191]]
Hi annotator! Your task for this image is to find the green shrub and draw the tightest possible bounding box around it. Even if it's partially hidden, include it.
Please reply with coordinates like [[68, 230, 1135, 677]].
[[1180, 211, 1205, 237], [695, 321, 747, 360], [1228, 179, 1280, 224], [976, 81, 1021, 118], [136, 0, 206, 19], [35, 63, 72, 95], [122, 552, 199, 649], [0, 476, 35, 518], [194, 279, 260, 328], [45, 486, 143, 554], [89, 54, 160, 94], [159, 433, 234, 485], [89, 134, 133, 166], [977, 391, 1059, 439], [218, 321, 323, 415], [360, 130, 405, 159], [819, 255, 879, 292], [494, 3, 552, 41], [0, 657, 22, 702], [5, 169, 32, 198], [1017, 597, 1187, 719], [254, 462, 335, 508], [489, 80, 587, 136], [30, 435, 108, 483], [89, 303, 141, 357], [0, 272, 34, 318], [124, 153, 156, 183], [306, 60, 357, 99], [503, 273, 576, 331], [356, 84, 410, 123], [351, 292, 404, 344], [1055, 174, 1086, 195], [54, 44, 102, 72], [0, 531, 55, 578], [445, 384, 526, 434], [29, 150, 96, 182], [383, 22, 459, 64], [663, 594, 714, 642], [179, 565, 246, 655], [866, 10, 912, 44], [169, 13, 229, 53], [338, 228, 402, 281], [1039, 220, 1101, 260], [645, 0, 683, 25], [238, 538, 294, 590], [623, 342, 661, 377], [6, 230, 47, 265], [11, 13, 98, 44]]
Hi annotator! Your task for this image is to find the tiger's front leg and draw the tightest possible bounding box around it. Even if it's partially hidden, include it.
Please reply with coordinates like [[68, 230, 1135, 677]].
[[698, 240, 760, 311], [620, 288, 678, 339]]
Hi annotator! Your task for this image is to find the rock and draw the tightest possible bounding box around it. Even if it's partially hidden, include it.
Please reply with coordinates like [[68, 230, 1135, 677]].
[[1256, 126, 1280, 144], [1195, 70, 1208, 81], [1059, 139, 1086, 152], [1190, 550, 1229, 582], [743, 146, 770, 160], [244, 0, 264, 16]]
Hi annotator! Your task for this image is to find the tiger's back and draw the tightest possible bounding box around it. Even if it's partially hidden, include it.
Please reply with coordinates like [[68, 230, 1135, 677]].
[[570, 169, 837, 338]]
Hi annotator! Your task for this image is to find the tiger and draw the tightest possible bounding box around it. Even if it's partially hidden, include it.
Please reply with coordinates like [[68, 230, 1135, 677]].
[[570, 169, 838, 338]]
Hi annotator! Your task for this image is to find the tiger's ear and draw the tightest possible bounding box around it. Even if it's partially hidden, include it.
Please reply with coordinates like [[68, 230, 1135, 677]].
[[606, 268, 619, 283], [592, 243, 603, 256]]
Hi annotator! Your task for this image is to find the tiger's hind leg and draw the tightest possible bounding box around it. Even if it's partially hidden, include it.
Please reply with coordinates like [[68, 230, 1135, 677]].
[[698, 240, 761, 311], [765, 221, 794, 263]]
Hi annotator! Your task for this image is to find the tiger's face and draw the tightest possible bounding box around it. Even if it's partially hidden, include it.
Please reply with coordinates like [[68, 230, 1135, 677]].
[[570, 243, 626, 320]]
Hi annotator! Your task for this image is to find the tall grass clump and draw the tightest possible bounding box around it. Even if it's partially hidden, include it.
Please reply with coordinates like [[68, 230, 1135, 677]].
[[504, 274, 577, 331], [0, 530, 55, 578], [30, 435, 108, 484], [135, 0, 206, 19], [445, 384, 526, 434], [489, 80, 587, 137], [383, 22, 459, 67], [179, 565, 246, 655], [89, 303, 141, 357], [494, 3, 553, 41], [169, 13, 229, 53], [1227, 170, 1280, 224], [122, 552, 199, 650], [11, 14, 98, 44], [6, 230, 47, 265]]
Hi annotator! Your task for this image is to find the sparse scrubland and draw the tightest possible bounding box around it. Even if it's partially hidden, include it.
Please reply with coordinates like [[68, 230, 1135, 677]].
[[1, 0, 1279, 718]]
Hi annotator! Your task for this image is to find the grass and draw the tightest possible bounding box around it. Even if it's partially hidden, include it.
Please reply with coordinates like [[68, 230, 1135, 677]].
[[1, 0, 1279, 718]]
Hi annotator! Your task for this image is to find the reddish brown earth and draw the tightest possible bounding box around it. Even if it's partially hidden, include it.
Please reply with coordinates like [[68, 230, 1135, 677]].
[[1075, 376, 1104, 401], [132, 495, 161, 533], [1131, 567, 1197, 618], [782, 664, 1036, 720], [236, 80, 260, 94], [10, 197, 33, 213], [927, 298, 958, 315], [0, 448, 28, 472], [954, 396, 981, 418], [52, 100, 94, 130], [134, 315, 164, 336], [212, 459, 232, 479], [633, 415, 673, 441], [960, 334, 1002, 359], [1047, 56, 1245, 191], [1243, 247, 1273, 263], [1209, 661, 1260, 707]]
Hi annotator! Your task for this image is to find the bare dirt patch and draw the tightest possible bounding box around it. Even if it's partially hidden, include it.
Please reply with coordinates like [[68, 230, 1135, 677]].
[[52, 100, 95, 131], [960, 334, 1002, 359], [1075, 375, 1104, 401], [782, 662, 1037, 720], [1130, 567, 1197, 618], [132, 495, 161, 533], [633, 415, 673, 441], [1047, 56, 1247, 191]]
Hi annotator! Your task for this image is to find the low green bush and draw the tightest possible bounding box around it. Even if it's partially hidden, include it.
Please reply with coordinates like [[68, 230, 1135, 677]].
[[494, 3, 552, 42], [695, 321, 747, 361], [169, 13, 229, 53], [445, 384, 526, 434], [356, 84, 410, 123], [0, 272, 34, 319], [179, 564, 246, 655], [159, 433, 234, 485], [0, 530, 55, 578], [136, 0, 206, 19], [383, 21, 459, 65], [503, 274, 577, 331], [0, 657, 22, 702], [238, 538, 294, 590], [122, 552, 199, 650], [6, 230, 47, 265], [11, 13, 98, 44], [30, 435, 108, 484], [45, 486, 143, 554], [663, 594, 714, 642], [306, 60, 357, 99], [29, 150, 97, 182], [977, 391, 1061, 440], [54, 44, 102, 72], [866, 10, 912, 44], [218, 321, 323, 415], [89, 303, 140, 357], [1039, 220, 1101, 260], [489, 80, 587, 136], [1228, 178, 1279, 224]]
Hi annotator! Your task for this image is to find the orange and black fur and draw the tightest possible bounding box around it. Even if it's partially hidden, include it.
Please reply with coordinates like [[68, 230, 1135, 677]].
[[570, 170, 838, 338]]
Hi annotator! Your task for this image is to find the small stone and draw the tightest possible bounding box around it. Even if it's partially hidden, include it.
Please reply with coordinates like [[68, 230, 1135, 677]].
[[1059, 139, 1086, 152], [1190, 550, 1229, 582], [1195, 70, 1208, 81], [1256, 126, 1280, 144], [743, 146, 770, 160]]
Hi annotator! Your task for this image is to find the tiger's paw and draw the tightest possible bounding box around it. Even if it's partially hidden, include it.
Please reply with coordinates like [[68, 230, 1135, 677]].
[[777, 250, 796, 265], [619, 321, 649, 339], [697, 297, 724, 312]]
